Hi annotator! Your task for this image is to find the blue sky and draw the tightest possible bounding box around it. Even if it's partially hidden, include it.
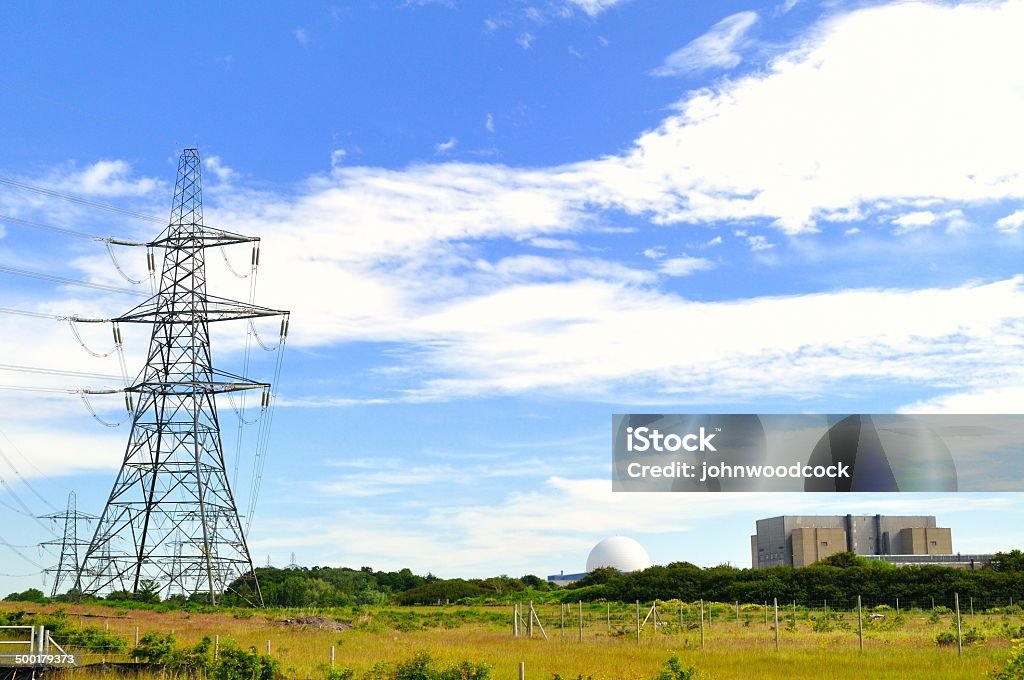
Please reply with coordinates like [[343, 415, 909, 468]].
[[1, 0, 1024, 593]]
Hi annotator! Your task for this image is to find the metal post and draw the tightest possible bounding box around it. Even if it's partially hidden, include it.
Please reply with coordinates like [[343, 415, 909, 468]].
[[773, 598, 779, 652], [955, 593, 962, 656], [970, 597, 974, 617], [578, 600, 583, 642], [857, 596, 864, 652], [700, 600, 705, 649], [896, 597, 899, 615], [29, 625, 35, 656], [518, 661, 525, 680]]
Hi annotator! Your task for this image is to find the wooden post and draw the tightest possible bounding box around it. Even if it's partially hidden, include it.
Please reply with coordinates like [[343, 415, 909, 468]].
[[518, 661, 525, 680], [266, 639, 271, 655], [857, 596, 864, 652], [896, 597, 899, 615], [513, 604, 519, 637], [792, 600, 796, 627], [636, 600, 640, 646], [773, 598, 779, 652], [824, 600, 828, 620], [215, 635, 220, 661], [578, 600, 584, 642], [529, 601, 534, 638], [330, 645, 335, 668], [970, 597, 974, 617], [955, 592, 962, 657], [134, 626, 139, 646], [764, 601, 768, 628], [735, 601, 739, 625], [700, 599, 705, 650], [607, 602, 611, 632], [560, 603, 564, 640]]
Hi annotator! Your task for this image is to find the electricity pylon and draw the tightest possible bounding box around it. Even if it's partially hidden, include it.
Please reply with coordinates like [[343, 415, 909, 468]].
[[77, 148, 288, 605], [41, 491, 95, 598]]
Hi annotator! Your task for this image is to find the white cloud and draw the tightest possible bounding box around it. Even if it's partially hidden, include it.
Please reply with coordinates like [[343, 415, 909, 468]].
[[485, 113, 495, 133], [564, 0, 631, 17], [996, 209, 1024, 234], [845, 227, 860, 235], [642, 246, 666, 259], [204, 155, 236, 183], [435, 137, 458, 153], [747, 235, 773, 251], [516, 32, 534, 49], [61, 160, 160, 197], [330, 148, 347, 168], [529, 237, 578, 250], [293, 28, 309, 46], [659, 254, 713, 276], [651, 11, 758, 76], [706, 236, 723, 246]]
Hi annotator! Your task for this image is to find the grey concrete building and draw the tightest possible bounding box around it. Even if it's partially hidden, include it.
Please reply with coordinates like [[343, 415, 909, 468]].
[[751, 515, 953, 568]]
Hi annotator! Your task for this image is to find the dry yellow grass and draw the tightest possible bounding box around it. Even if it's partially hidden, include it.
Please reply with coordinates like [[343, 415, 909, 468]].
[[4, 601, 1015, 679]]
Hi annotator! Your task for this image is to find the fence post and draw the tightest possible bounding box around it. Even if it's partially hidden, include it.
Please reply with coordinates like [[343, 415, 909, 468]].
[[773, 598, 779, 652], [518, 661, 526, 680], [636, 601, 640, 646], [764, 601, 768, 628], [135, 626, 139, 647], [330, 645, 335, 668], [895, 597, 899, 615], [578, 600, 583, 643], [607, 602, 611, 632], [736, 601, 739, 625], [824, 600, 828, 620], [955, 593, 962, 657], [529, 601, 534, 639], [700, 600, 705, 650], [215, 634, 220, 661], [970, 597, 974, 617], [560, 603, 565, 640], [857, 596, 864, 652], [266, 640, 271, 655]]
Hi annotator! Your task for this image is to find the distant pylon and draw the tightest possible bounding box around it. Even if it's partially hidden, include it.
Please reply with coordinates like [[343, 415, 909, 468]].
[[41, 491, 95, 598], [285, 552, 300, 570], [77, 148, 289, 605]]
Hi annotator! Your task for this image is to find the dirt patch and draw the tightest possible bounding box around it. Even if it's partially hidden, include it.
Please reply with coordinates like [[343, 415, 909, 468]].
[[279, 615, 351, 631]]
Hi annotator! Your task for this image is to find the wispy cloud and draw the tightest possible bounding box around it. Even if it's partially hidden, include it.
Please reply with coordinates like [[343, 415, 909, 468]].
[[658, 255, 713, 276], [564, 0, 632, 17], [293, 28, 309, 46], [435, 137, 458, 153], [996, 209, 1024, 233], [651, 11, 758, 76]]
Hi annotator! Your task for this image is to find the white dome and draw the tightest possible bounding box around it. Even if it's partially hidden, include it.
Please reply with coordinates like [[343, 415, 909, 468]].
[[586, 536, 651, 573]]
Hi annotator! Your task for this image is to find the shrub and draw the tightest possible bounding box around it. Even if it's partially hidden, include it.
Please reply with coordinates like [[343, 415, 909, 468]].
[[652, 656, 697, 680], [992, 638, 1024, 679]]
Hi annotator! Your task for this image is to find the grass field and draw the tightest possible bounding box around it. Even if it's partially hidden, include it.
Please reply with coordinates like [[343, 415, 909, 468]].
[[4, 601, 1019, 679]]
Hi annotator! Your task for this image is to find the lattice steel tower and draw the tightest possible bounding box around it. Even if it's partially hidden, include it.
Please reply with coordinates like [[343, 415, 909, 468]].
[[77, 148, 287, 605], [41, 491, 95, 598]]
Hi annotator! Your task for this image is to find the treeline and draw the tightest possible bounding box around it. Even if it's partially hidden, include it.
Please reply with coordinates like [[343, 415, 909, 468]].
[[10, 551, 1024, 608], [561, 552, 1024, 607], [227, 567, 555, 607]]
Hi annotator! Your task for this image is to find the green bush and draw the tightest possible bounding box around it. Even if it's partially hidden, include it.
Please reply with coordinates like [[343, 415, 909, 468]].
[[993, 638, 1024, 679], [652, 656, 697, 680]]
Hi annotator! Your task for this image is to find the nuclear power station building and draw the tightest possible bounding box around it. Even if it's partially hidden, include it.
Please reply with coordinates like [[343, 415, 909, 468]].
[[751, 515, 962, 569]]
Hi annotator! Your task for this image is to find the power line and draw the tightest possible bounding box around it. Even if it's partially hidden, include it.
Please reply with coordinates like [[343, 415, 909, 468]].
[[0, 213, 104, 240], [0, 176, 164, 223], [0, 362, 124, 381], [0, 264, 144, 296]]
